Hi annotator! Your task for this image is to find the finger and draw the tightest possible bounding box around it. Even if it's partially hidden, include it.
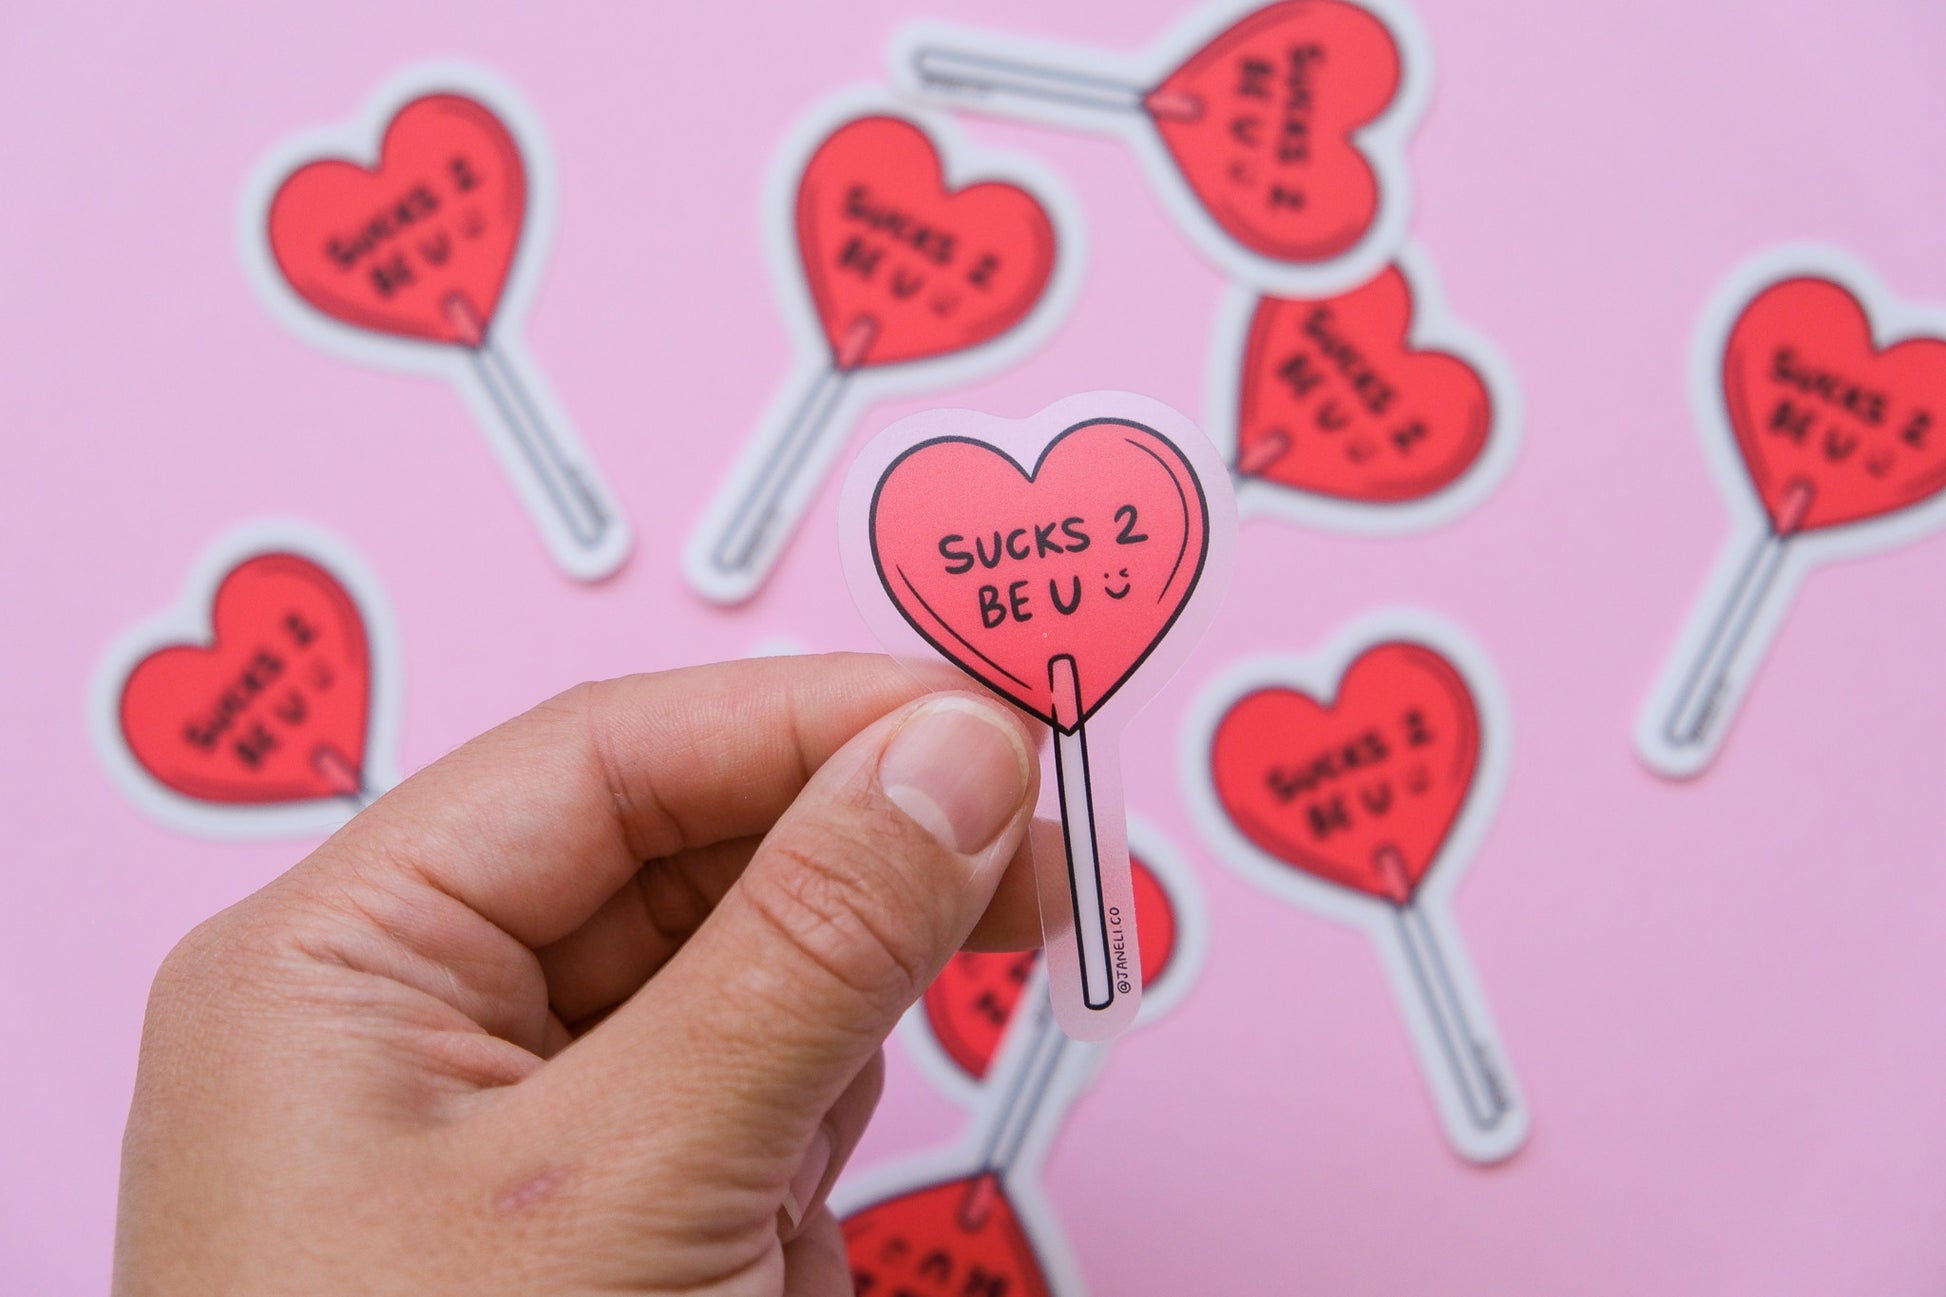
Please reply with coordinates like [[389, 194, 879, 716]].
[[324, 653, 969, 950], [539, 820, 1049, 1025], [780, 1050, 883, 1243], [782, 1208, 852, 1297], [537, 835, 760, 1026], [963, 817, 1060, 952], [521, 692, 1037, 1185]]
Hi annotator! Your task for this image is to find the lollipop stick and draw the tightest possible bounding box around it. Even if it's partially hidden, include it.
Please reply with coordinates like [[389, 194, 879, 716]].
[[710, 365, 852, 577], [1663, 481, 1812, 748], [707, 319, 877, 580], [1386, 889, 1509, 1131], [962, 989, 1068, 1228], [310, 743, 375, 810], [440, 297, 609, 550], [1235, 428, 1293, 479], [910, 45, 1197, 120], [1049, 655, 1115, 1012]]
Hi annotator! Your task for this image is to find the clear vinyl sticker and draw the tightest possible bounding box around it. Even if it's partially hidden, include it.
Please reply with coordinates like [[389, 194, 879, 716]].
[[686, 91, 1083, 605], [889, 0, 1430, 296], [240, 64, 630, 582], [1182, 610, 1529, 1163], [839, 392, 1235, 1042], [1637, 245, 1946, 777], [1206, 243, 1521, 533], [837, 822, 1207, 1296], [89, 521, 403, 840]]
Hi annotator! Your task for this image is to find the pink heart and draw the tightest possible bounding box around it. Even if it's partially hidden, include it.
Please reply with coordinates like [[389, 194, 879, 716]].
[[868, 418, 1210, 729]]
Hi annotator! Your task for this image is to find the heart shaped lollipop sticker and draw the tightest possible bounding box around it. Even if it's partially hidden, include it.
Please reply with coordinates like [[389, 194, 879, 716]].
[[246, 69, 627, 581], [1214, 248, 1520, 530], [92, 524, 402, 839], [1185, 614, 1528, 1163], [1639, 247, 1946, 776], [687, 99, 1078, 605], [893, 0, 1427, 292], [845, 828, 1206, 1296], [844, 394, 1233, 1042]]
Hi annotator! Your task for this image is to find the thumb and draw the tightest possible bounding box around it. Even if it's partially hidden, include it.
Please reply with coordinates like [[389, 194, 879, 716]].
[[511, 690, 1038, 1213]]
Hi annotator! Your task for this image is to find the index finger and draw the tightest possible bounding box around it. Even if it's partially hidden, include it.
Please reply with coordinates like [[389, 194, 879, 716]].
[[320, 652, 971, 950]]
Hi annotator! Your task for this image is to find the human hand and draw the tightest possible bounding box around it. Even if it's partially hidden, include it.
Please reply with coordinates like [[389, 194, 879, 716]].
[[113, 653, 1044, 1295]]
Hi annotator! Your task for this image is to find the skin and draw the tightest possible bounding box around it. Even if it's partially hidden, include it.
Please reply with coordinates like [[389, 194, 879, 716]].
[[113, 653, 1050, 1296]]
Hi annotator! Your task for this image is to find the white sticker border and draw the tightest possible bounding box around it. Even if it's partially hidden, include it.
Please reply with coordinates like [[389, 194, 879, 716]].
[[898, 817, 1212, 1110], [683, 87, 1089, 606], [887, 0, 1432, 298], [1178, 607, 1529, 1163], [1205, 242, 1523, 534], [238, 62, 631, 582], [88, 519, 405, 841], [1635, 243, 1946, 778]]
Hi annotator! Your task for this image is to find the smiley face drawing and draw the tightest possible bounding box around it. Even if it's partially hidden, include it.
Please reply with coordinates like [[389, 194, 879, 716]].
[[1105, 567, 1131, 599]]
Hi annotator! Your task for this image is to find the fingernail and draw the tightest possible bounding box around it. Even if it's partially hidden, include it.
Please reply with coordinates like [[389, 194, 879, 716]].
[[879, 697, 1032, 857], [780, 1125, 834, 1234]]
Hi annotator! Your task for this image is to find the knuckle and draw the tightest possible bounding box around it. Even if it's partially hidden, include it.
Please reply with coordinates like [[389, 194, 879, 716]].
[[742, 827, 936, 1022]]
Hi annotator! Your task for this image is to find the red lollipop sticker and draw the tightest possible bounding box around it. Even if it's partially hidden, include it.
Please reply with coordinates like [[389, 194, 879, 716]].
[[1639, 246, 1946, 777], [843, 393, 1234, 1043], [91, 523, 402, 839], [1184, 612, 1528, 1163], [245, 65, 628, 581], [1211, 247, 1520, 531], [892, 0, 1428, 293], [688, 95, 1081, 605]]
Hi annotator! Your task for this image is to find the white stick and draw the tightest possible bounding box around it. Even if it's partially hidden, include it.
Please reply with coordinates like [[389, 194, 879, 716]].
[[706, 363, 853, 580], [910, 45, 1152, 117], [1049, 655, 1115, 1012], [1390, 897, 1509, 1132], [466, 339, 611, 552], [1662, 527, 1794, 749]]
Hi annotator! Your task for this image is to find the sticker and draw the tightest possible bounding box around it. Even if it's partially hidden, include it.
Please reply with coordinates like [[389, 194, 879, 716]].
[[890, 0, 1430, 295], [841, 392, 1234, 1041], [242, 64, 629, 581], [1182, 611, 1528, 1163], [91, 522, 402, 840], [686, 93, 1083, 605], [1637, 246, 1946, 777], [1207, 245, 1520, 532], [839, 824, 1206, 1294]]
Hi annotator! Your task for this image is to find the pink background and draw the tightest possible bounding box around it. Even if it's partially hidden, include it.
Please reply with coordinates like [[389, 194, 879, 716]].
[[7, 0, 1946, 1290]]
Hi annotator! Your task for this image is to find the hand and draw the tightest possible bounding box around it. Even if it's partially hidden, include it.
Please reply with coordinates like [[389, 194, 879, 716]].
[[114, 653, 1044, 1296]]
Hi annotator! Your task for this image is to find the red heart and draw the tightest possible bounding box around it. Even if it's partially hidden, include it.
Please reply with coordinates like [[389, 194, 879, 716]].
[[1723, 276, 1946, 533], [796, 115, 1057, 369], [268, 93, 525, 347], [1234, 267, 1492, 500], [924, 855, 1177, 1080], [119, 554, 371, 804], [870, 419, 1210, 730], [1146, 0, 1402, 262], [844, 1173, 1051, 1297], [1210, 643, 1476, 903]]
